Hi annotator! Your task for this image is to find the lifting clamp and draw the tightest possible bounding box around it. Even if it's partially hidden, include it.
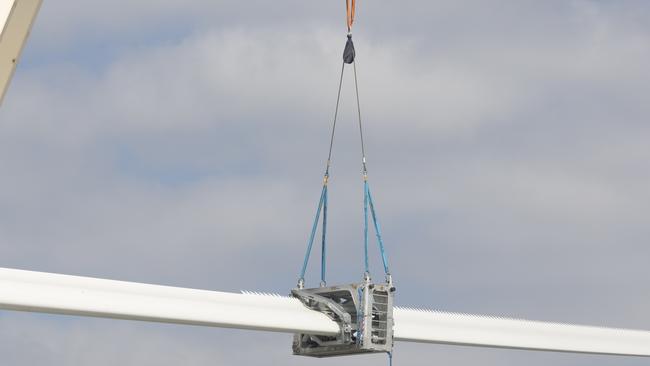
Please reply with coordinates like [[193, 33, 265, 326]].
[[292, 280, 395, 357]]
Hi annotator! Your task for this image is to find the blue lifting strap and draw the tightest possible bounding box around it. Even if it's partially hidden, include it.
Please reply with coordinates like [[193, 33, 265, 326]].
[[368, 183, 390, 275], [299, 181, 328, 285], [363, 180, 370, 274], [363, 179, 390, 277], [320, 185, 328, 285]]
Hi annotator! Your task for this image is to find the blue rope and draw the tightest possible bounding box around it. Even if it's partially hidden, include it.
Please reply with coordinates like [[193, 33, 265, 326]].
[[363, 180, 370, 274], [362, 181, 390, 276], [320, 186, 328, 285], [367, 186, 389, 275], [299, 184, 327, 282]]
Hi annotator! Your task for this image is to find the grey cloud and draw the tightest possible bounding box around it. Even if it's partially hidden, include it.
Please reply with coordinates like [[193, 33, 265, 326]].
[[1, 1, 650, 365]]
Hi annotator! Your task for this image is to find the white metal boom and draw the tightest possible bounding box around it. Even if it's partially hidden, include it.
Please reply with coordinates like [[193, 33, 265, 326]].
[[0, 0, 42, 104], [1, 267, 649, 357]]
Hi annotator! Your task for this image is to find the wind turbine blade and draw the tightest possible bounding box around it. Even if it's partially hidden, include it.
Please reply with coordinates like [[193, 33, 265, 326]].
[[1, 267, 649, 357]]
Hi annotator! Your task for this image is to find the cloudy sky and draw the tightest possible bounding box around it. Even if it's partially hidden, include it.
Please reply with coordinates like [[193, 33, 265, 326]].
[[1, 0, 650, 365]]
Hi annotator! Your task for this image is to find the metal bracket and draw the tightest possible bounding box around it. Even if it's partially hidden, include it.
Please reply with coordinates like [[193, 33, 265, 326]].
[[291, 288, 352, 343]]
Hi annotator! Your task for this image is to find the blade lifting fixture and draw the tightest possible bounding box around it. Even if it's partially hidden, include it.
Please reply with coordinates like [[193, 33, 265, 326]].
[[293, 0, 396, 361]]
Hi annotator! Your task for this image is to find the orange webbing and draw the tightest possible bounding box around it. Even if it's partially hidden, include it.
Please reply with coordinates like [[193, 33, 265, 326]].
[[346, 0, 356, 32]]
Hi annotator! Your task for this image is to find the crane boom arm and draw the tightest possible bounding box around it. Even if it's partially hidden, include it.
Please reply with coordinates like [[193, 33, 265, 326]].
[[0, 0, 42, 104], [1, 267, 649, 357]]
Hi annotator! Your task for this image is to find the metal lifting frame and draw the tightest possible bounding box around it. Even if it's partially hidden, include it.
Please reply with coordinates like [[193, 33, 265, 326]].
[[292, 281, 395, 357]]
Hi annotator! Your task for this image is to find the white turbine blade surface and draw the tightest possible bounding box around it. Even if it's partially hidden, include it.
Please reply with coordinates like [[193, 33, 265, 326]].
[[0, 267, 339, 335], [1, 267, 649, 356], [394, 308, 650, 356]]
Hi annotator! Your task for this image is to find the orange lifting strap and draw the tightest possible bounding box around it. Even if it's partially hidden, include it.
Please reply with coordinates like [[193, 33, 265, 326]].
[[346, 0, 356, 32]]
